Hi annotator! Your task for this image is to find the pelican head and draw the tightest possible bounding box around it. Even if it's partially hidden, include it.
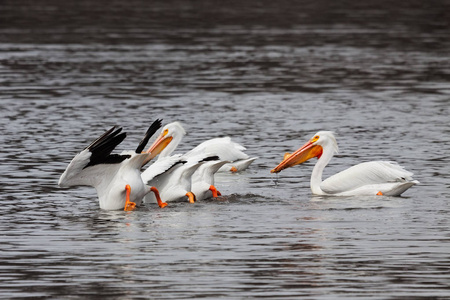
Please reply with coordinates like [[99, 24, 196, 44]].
[[271, 131, 338, 173], [145, 122, 186, 158]]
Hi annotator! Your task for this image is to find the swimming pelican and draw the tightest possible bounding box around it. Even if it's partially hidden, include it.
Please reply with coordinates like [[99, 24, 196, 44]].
[[271, 131, 419, 196], [149, 121, 257, 173], [58, 119, 169, 210]]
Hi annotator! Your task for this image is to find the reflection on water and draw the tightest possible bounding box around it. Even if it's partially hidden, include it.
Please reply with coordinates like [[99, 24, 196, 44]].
[[1, 0, 449, 299]]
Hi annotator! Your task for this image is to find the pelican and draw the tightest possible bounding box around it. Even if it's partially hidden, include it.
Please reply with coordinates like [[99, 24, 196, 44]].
[[142, 154, 223, 204], [58, 119, 169, 210], [271, 131, 419, 196], [139, 154, 185, 205], [149, 121, 257, 173], [191, 158, 229, 201], [142, 154, 198, 204]]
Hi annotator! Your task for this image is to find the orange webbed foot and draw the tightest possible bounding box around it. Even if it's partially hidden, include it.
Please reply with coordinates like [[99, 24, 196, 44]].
[[186, 192, 196, 203], [150, 187, 168, 208], [209, 185, 221, 198], [124, 184, 137, 211]]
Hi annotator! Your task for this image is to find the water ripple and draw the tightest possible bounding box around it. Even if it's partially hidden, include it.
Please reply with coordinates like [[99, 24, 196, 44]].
[[1, 1, 449, 299]]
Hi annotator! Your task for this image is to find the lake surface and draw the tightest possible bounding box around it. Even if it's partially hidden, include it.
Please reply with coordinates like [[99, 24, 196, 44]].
[[1, 1, 449, 299]]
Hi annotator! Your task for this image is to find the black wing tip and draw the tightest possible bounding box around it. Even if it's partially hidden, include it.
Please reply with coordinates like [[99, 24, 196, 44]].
[[153, 119, 163, 128], [84, 125, 120, 150], [84, 154, 131, 169], [155, 160, 186, 177], [84, 125, 127, 168], [200, 156, 221, 163], [146, 119, 163, 135], [135, 118, 163, 153]]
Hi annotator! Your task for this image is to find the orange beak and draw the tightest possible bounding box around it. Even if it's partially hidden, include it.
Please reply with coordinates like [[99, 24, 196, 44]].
[[145, 134, 173, 160], [271, 140, 323, 173]]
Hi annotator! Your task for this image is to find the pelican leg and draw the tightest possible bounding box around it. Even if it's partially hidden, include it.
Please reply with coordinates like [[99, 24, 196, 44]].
[[186, 192, 196, 203], [230, 166, 238, 173], [124, 184, 136, 211], [209, 185, 221, 197], [150, 186, 168, 208], [376, 191, 384, 196]]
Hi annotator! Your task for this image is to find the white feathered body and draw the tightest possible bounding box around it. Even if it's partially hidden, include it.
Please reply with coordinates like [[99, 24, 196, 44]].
[[143, 156, 201, 203], [319, 161, 419, 196]]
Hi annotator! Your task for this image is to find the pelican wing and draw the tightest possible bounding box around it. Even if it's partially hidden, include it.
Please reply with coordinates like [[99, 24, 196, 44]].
[[220, 156, 258, 172], [59, 126, 129, 188], [193, 159, 228, 185], [185, 137, 249, 162], [320, 161, 415, 194], [141, 154, 184, 183], [58, 150, 125, 188]]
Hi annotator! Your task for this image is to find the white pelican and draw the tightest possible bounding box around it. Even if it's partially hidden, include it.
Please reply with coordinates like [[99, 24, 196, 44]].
[[150, 122, 257, 173], [191, 158, 229, 201], [139, 154, 185, 206], [271, 131, 419, 196], [58, 120, 169, 210], [142, 154, 210, 204]]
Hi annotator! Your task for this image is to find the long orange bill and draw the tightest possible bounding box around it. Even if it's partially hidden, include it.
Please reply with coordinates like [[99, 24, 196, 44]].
[[186, 192, 196, 204], [145, 134, 173, 155], [209, 185, 221, 197], [150, 186, 168, 208], [124, 184, 136, 211], [271, 141, 323, 173], [142, 135, 173, 164]]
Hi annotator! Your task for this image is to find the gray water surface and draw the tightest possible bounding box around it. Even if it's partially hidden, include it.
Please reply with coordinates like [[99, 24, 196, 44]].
[[1, 1, 449, 299]]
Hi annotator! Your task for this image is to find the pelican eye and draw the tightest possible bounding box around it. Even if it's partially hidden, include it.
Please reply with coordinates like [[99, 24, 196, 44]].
[[311, 135, 319, 143], [162, 129, 169, 136]]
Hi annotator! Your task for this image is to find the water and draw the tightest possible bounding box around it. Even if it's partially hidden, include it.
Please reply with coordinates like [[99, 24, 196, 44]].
[[1, 1, 449, 299]]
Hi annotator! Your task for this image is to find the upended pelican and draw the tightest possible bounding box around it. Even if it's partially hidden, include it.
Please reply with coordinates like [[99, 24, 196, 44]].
[[191, 158, 229, 200], [140, 121, 257, 204], [148, 122, 258, 173], [271, 131, 418, 196], [58, 119, 169, 210]]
